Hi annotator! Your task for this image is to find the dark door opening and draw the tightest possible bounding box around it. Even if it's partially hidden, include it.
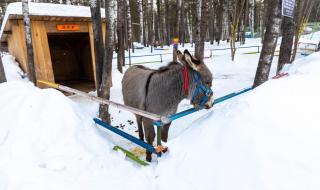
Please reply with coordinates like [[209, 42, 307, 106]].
[[48, 33, 95, 92]]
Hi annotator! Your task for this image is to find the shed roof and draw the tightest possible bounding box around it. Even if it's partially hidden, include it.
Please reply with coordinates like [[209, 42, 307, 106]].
[[0, 2, 106, 42]]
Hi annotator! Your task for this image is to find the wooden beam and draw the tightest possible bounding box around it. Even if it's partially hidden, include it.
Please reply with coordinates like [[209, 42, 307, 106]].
[[38, 80, 170, 124]]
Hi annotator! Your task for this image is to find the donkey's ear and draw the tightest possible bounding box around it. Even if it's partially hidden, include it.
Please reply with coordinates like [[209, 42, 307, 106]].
[[184, 50, 199, 71], [177, 50, 183, 63]]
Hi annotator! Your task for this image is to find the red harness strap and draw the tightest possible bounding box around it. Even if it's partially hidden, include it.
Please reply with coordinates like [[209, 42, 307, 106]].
[[183, 64, 189, 96]]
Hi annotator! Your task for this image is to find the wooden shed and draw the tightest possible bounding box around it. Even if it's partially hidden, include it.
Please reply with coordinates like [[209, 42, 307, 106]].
[[0, 2, 106, 91]]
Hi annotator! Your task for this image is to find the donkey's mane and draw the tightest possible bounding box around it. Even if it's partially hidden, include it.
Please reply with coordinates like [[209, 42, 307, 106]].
[[136, 62, 181, 74]]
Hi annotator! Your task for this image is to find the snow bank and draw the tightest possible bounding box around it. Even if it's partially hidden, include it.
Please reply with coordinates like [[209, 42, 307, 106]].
[[156, 52, 320, 190], [1, 54, 28, 82], [1, 44, 320, 189], [0, 82, 153, 190]]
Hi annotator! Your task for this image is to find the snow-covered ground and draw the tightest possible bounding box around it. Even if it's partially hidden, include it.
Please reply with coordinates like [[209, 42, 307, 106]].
[[1, 34, 320, 190]]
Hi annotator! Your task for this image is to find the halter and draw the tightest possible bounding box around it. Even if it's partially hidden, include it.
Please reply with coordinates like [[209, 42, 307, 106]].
[[182, 65, 213, 108]]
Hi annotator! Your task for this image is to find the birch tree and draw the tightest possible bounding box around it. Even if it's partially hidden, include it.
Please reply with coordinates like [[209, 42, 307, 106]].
[[253, 0, 282, 87], [99, 0, 114, 123], [194, 0, 201, 59], [127, 0, 133, 65], [22, 0, 36, 84], [117, 0, 125, 73]]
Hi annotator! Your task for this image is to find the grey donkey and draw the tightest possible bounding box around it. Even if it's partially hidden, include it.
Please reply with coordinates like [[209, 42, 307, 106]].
[[122, 49, 214, 162]]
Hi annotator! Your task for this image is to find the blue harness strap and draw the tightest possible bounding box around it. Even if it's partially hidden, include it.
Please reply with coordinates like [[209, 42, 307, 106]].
[[153, 86, 253, 126], [191, 72, 213, 108]]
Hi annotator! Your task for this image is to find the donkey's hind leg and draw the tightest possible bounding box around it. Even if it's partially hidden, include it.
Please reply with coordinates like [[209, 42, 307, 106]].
[[161, 122, 171, 142], [142, 117, 155, 162], [135, 115, 144, 141]]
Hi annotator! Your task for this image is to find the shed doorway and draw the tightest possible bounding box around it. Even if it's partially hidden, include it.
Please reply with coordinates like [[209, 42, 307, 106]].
[[48, 33, 95, 92]]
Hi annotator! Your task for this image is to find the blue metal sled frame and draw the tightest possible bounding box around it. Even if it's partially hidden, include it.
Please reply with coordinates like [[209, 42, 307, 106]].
[[94, 86, 253, 157]]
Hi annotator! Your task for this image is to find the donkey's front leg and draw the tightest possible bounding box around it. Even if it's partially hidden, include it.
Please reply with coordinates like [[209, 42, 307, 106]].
[[142, 118, 155, 162]]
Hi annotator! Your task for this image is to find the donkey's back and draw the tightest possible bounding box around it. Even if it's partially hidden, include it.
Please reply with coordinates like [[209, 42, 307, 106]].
[[122, 66, 154, 110]]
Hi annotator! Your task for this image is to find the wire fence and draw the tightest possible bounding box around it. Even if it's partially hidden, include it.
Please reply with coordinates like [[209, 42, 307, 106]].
[[118, 45, 262, 66]]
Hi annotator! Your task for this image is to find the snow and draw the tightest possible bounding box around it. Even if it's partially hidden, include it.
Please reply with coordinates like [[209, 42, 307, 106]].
[[0, 2, 106, 39], [0, 53, 28, 82], [1, 35, 320, 190]]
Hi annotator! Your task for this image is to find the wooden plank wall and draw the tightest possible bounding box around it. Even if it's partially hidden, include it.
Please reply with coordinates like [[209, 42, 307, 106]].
[[88, 22, 106, 85], [7, 20, 28, 73], [31, 21, 55, 86]]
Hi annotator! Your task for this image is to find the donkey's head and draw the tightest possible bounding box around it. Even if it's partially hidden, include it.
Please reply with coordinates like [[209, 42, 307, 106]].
[[177, 49, 214, 109]]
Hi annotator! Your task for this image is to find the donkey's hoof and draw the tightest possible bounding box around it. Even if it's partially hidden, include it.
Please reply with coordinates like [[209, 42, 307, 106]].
[[146, 154, 152, 162], [162, 146, 168, 153], [156, 145, 168, 153]]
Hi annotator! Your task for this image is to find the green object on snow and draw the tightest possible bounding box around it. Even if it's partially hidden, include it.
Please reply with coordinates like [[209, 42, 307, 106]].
[[243, 52, 259, 54], [113, 145, 149, 166]]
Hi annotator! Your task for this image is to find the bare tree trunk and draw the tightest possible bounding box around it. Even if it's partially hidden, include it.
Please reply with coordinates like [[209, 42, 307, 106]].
[[277, 15, 295, 74], [241, 0, 249, 44], [142, 0, 147, 46], [0, 53, 6, 83], [253, 0, 282, 87], [197, 0, 209, 60], [229, 0, 245, 61], [164, 0, 170, 46], [117, 0, 124, 73], [209, 0, 214, 44], [249, 0, 254, 38], [173, 0, 181, 61], [127, 0, 133, 65], [139, 0, 144, 44], [194, 0, 201, 59], [216, 0, 223, 44], [185, 6, 192, 45], [22, 0, 36, 84], [157, 0, 164, 47], [180, 0, 185, 45], [291, 0, 314, 63], [149, 0, 154, 53], [99, 0, 114, 123], [90, 0, 104, 90]]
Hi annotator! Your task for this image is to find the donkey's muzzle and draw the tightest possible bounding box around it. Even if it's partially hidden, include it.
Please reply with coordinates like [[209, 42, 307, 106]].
[[204, 95, 214, 109]]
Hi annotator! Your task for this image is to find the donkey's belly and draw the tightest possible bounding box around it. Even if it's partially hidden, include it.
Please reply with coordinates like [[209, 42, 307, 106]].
[[122, 66, 154, 110]]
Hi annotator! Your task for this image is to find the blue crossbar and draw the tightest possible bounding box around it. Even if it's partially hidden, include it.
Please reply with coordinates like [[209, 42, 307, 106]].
[[154, 87, 253, 126], [93, 118, 158, 155]]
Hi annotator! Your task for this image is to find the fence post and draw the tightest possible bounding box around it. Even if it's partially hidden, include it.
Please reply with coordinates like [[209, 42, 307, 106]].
[[257, 46, 260, 53], [160, 54, 163, 62], [129, 48, 132, 67]]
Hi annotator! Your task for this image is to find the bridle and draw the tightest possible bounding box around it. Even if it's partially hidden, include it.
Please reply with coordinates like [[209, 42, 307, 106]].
[[183, 64, 213, 108]]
